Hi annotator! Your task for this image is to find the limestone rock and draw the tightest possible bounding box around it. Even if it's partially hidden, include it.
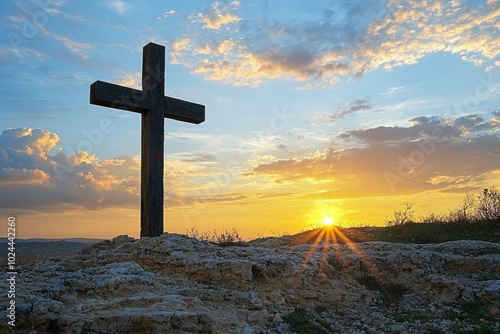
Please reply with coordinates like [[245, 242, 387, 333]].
[[1, 233, 499, 333]]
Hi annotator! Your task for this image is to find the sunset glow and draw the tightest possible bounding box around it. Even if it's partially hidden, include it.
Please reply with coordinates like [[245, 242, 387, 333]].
[[322, 217, 334, 226], [0, 1, 499, 239], [290, 226, 381, 283]]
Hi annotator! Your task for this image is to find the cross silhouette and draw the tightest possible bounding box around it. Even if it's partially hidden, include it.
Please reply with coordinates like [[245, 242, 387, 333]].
[[89, 42, 205, 237]]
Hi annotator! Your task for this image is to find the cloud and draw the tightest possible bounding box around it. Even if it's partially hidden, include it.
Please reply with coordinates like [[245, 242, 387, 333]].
[[6, 2, 91, 60], [107, 0, 131, 14], [116, 72, 142, 90], [248, 113, 500, 196], [189, 1, 241, 30], [339, 114, 500, 143], [180, 153, 218, 163], [0, 128, 140, 211], [277, 144, 288, 151], [310, 99, 373, 125], [171, 0, 499, 87], [34, 24, 92, 59], [158, 10, 176, 20], [380, 86, 410, 98], [0, 128, 238, 212], [0, 168, 50, 185], [0, 128, 59, 157]]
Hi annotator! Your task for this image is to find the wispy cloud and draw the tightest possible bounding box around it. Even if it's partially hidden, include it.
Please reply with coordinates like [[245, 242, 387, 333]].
[[310, 99, 373, 125], [5, 2, 91, 60], [179, 153, 218, 163], [380, 86, 413, 99], [382, 97, 448, 115], [157, 10, 176, 20], [107, 0, 131, 14]]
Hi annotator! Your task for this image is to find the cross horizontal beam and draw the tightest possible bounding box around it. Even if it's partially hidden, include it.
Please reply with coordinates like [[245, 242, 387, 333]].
[[90, 80, 205, 124]]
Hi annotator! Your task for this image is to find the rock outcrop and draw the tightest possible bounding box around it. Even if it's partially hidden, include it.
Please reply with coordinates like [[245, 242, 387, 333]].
[[2, 231, 499, 333]]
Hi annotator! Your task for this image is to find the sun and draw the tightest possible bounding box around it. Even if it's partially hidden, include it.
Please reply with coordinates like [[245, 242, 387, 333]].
[[322, 216, 334, 226]]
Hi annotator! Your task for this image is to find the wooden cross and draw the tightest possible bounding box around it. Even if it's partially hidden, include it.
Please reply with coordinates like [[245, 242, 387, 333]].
[[89, 42, 205, 238]]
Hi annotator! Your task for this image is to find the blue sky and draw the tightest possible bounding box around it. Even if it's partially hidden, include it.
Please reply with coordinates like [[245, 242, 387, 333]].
[[1, 0, 499, 238]]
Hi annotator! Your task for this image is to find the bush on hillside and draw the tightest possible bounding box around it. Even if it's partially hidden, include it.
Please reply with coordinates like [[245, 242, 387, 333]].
[[388, 187, 500, 227], [476, 187, 500, 222], [186, 227, 243, 245]]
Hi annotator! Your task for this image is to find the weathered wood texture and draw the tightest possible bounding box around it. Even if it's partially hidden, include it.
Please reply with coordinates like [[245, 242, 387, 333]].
[[140, 42, 165, 238], [89, 42, 205, 237], [90, 81, 204, 123]]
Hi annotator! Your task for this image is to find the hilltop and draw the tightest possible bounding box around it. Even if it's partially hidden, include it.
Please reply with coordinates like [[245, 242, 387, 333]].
[[1, 227, 499, 333]]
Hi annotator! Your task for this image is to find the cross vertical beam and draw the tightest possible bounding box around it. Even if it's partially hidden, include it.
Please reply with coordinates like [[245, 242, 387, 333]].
[[141, 43, 165, 237]]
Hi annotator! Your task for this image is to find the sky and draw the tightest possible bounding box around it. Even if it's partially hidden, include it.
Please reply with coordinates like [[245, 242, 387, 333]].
[[0, 0, 499, 240]]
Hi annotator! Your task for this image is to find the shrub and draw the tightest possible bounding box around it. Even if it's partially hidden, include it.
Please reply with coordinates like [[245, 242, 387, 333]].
[[282, 308, 332, 334], [476, 187, 500, 222], [327, 253, 344, 270], [386, 202, 415, 227], [357, 275, 410, 304], [396, 309, 433, 323], [185, 227, 244, 245], [400, 187, 500, 226], [215, 228, 243, 245]]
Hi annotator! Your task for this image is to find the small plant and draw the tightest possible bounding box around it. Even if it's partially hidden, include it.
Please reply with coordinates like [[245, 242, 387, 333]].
[[386, 202, 415, 227], [477, 187, 500, 222], [419, 212, 446, 224], [327, 253, 344, 270], [443, 193, 476, 223], [207, 285, 221, 290], [477, 272, 499, 281], [419, 187, 500, 224], [282, 308, 332, 334], [316, 319, 334, 332], [314, 305, 329, 314], [185, 227, 244, 245], [357, 275, 410, 304], [442, 307, 460, 320], [462, 301, 491, 324], [185, 227, 213, 242], [215, 228, 244, 246], [474, 324, 495, 334], [247, 306, 263, 311], [15, 256, 39, 265], [448, 301, 496, 334], [396, 309, 433, 322], [251, 265, 265, 281]]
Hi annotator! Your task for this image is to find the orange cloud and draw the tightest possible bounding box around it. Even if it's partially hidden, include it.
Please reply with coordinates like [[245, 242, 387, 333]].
[[0, 168, 50, 185], [116, 72, 141, 90], [190, 1, 241, 30], [249, 114, 500, 197], [0, 128, 236, 213], [0, 128, 141, 211]]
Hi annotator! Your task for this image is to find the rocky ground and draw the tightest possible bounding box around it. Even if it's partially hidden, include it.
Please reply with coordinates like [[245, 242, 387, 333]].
[[1, 228, 499, 333]]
